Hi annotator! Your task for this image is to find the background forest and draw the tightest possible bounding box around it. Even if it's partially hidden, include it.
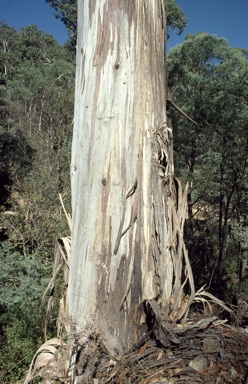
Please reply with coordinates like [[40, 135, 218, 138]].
[[0, 0, 247, 382]]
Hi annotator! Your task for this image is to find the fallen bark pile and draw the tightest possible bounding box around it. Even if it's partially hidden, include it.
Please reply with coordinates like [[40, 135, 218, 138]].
[[71, 310, 248, 383], [97, 325, 247, 383], [25, 298, 248, 384]]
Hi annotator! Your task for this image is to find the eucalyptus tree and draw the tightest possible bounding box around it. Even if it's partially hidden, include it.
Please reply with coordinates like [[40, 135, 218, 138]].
[[67, 0, 194, 358], [167, 33, 248, 296], [0, 22, 19, 77]]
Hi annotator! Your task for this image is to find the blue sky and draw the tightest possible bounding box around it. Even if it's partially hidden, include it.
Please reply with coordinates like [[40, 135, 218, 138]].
[[1, 0, 248, 51], [168, 0, 248, 51], [0, 0, 69, 43]]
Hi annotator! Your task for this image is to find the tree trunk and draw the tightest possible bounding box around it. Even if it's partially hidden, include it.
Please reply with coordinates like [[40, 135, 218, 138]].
[[69, 0, 191, 355], [215, 161, 236, 295], [185, 139, 196, 258]]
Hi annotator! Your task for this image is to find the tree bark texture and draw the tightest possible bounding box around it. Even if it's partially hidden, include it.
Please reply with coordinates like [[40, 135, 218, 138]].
[[69, 0, 191, 354]]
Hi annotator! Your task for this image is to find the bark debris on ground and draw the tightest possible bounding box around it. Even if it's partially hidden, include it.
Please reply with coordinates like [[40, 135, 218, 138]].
[[70, 311, 248, 384]]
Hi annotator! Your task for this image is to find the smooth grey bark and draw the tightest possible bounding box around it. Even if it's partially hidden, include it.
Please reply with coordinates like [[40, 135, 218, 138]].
[[69, 0, 190, 354]]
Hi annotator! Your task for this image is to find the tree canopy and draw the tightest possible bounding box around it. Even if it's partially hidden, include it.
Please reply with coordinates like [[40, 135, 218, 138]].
[[167, 32, 248, 298], [45, 0, 77, 46], [165, 0, 187, 37]]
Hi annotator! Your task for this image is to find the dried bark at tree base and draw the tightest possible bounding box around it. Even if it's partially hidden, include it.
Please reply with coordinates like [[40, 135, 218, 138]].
[[68, 319, 248, 384]]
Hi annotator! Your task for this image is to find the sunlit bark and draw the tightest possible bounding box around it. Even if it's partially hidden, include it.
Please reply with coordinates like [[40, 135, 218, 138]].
[[69, 0, 184, 354]]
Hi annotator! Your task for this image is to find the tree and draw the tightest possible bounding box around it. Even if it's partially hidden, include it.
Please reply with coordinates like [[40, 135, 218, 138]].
[[68, 0, 193, 358], [0, 23, 74, 381], [0, 22, 19, 77], [24, 5, 244, 384], [45, 0, 187, 47], [165, 0, 187, 38], [45, 0, 78, 47], [1, 24, 75, 254], [167, 33, 248, 297]]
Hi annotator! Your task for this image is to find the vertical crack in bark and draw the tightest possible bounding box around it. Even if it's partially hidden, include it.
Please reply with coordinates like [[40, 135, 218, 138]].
[[152, 201, 163, 295], [119, 212, 138, 310], [113, 203, 126, 255], [113, 179, 138, 255], [118, 181, 139, 310]]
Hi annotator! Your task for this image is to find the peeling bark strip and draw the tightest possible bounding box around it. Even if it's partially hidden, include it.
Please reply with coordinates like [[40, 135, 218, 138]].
[[69, 0, 192, 355]]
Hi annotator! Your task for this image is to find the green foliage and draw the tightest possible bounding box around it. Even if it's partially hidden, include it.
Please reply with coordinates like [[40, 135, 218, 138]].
[[0, 22, 75, 382], [0, 241, 48, 308], [0, 314, 43, 383], [164, 0, 187, 38], [232, 224, 248, 250], [168, 33, 248, 299], [0, 23, 74, 257], [0, 242, 50, 382], [20, 24, 60, 62], [45, 0, 77, 47], [0, 22, 19, 79], [0, 129, 34, 179]]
